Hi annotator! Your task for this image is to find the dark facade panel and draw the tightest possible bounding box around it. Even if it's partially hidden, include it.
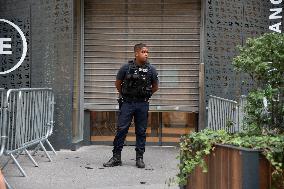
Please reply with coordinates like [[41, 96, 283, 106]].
[[0, 0, 282, 147], [0, 0, 74, 149], [0, 6, 31, 88], [204, 0, 273, 102]]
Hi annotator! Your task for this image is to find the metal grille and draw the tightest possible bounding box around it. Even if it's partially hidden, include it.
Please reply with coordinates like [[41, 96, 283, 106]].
[[204, 0, 272, 102], [84, 0, 201, 112], [0, 8, 30, 89], [0, 89, 6, 155]]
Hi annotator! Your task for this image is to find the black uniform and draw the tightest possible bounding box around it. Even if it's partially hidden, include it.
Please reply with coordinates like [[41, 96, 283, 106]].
[[113, 59, 158, 154]]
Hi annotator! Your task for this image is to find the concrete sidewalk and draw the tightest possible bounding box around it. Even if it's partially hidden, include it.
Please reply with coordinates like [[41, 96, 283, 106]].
[[2, 145, 180, 189]]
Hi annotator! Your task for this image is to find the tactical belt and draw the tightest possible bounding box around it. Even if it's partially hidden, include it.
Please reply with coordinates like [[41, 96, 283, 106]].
[[122, 96, 148, 102]]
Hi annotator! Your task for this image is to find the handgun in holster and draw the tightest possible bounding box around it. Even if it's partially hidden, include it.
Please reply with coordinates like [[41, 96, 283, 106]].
[[117, 97, 123, 110]]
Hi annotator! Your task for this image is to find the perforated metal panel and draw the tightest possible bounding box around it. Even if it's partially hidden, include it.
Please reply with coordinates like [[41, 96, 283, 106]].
[[0, 0, 75, 149], [204, 0, 272, 102], [0, 8, 30, 88], [84, 0, 201, 112]]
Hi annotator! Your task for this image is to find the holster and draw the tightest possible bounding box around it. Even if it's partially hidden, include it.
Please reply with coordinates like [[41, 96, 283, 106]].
[[117, 98, 123, 110]]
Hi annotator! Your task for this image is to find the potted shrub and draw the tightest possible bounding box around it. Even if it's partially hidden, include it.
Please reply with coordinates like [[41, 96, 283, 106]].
[[177, 33, 284, 189]]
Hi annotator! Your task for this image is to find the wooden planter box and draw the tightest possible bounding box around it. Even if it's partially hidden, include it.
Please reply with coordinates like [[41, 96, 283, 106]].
[[184, 144, 274, 189]]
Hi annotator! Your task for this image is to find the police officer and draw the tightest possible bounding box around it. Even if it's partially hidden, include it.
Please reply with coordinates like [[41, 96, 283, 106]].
[[103, 43, 159, 168]]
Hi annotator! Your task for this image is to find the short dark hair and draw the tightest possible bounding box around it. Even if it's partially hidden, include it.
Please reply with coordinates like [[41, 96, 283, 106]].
[[134, 43, 147, 52]]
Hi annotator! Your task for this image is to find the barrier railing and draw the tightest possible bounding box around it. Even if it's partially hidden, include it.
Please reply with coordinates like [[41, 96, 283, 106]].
[[208, 95, 246, 133], [0, 88, 6, 156], [236, 95, 247, 131], [0, 88, 13, 189], [2, 88, 56, 177]]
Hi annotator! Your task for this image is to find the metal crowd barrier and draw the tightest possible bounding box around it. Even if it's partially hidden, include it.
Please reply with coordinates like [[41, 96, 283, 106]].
[[207, 95, 246, 133], [0, 88, 6, 157], [236, 95, 247, 130], [2, 88, 56, 177], [0, 88, 13, 189]]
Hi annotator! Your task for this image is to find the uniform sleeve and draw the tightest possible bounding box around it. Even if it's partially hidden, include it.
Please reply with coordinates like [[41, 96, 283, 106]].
[[150, 65, 159, 84], [116, 64, 128, 80]]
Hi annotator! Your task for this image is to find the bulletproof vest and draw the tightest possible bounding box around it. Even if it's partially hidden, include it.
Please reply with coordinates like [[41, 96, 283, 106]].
[[121, 62, 151, 99]]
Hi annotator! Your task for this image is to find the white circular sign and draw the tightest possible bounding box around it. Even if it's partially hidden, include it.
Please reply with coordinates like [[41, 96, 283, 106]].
[[0, 19, 27, 75]]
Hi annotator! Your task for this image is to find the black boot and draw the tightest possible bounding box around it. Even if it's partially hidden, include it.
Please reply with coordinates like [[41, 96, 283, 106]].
[[103, 152, 122, 167], [136, 151, 145, 168]]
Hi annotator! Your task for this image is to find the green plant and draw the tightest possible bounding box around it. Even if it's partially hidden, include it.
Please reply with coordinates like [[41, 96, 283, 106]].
[[233, 33, 284, 89], [177, 33, 284, 188], [243, 86, 284, 134], [233, 33, 284, 133], [177, 129, 231, 185], [177, 129, 284, 188]]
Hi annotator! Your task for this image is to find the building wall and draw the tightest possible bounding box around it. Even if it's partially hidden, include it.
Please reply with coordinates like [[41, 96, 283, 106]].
[[0, 0, 282, 147], [0, 0, 74, 149], [204, 0, 276, 102]]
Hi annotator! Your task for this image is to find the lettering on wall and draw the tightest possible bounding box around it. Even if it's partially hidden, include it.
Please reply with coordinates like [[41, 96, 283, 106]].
[[269, 0, 283, 33], [0, 19, 27, 74]]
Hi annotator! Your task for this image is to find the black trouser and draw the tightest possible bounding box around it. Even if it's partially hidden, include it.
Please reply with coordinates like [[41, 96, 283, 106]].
[[113, 101, 149, 154]]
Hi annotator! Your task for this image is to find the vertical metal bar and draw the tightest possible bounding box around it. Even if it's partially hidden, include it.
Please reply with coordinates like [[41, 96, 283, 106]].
[[226, 101, 230, 132], [36, 91, 40, 139], [15, 92, 21, 150], [23, 91, 26, 145], [219, 99, 222, 130], [222, 99, 225, 130], [158, 112, 162, 146], [0, 89, 7, 156], [38, 91, 43, 138], [46, 92, 50, 137], [47, 92, 51, 137], [214, 97, 218, 130], [230, 102, 235, 133], [25, 92, 29, 145], [38, 91, 41, 138], [79, 0, 85, 142], [0, 90, 2, 149], [218, 98, 221, 130], [43, 92, 47, 138], [0, 89, 3, 154], [236, 103, 239, 132], [32, 91, 37, 141], [221, 100, 225, 130], [224, 100, 227, 131], [7, 93, 11, 151], [211, 97, 215, 130], [228, 102, 232, 132], [43, 91, 47, 138], [38, 91, 42, 139], [215, 98, 219, 130], [10, 92, 14, 151], [211, 97, 215, 129], [230, 102, 234, 133], [46, 91, 51, 136], [207, 97, 212, 129]]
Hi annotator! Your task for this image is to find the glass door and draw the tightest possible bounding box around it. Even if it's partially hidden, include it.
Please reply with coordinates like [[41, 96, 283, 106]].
[[90, 111, 197, 145]]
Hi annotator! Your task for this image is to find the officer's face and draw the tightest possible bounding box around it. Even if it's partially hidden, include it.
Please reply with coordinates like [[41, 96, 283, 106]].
[[135, 47, 149, 64]]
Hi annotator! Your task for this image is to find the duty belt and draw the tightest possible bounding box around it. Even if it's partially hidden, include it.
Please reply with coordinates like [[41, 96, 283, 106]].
[[122, 96, 148, 102]]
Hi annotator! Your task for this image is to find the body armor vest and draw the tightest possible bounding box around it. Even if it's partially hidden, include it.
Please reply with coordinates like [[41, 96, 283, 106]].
[[121, 61, 152, 100]]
